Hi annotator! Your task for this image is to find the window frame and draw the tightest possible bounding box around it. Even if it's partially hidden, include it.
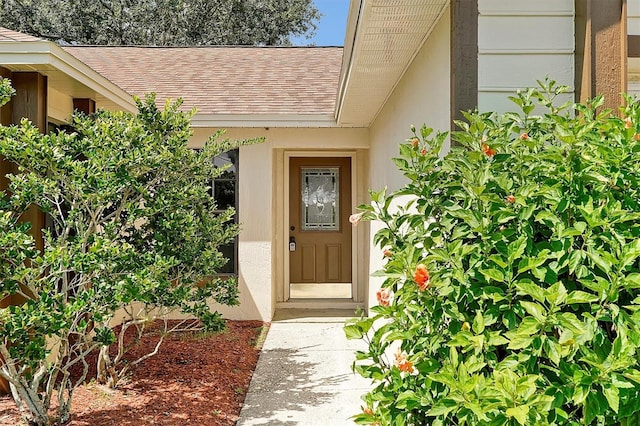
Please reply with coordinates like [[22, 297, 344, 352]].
[[209, 148, 239, 276]]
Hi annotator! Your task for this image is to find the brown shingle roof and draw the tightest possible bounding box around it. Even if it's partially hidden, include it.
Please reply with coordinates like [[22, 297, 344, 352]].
[[63, 46, 343, 116], [0, 27, 43, 42]]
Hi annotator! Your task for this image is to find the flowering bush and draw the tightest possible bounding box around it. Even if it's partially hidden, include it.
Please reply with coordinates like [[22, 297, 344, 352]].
[[345, 80, 640, 425]]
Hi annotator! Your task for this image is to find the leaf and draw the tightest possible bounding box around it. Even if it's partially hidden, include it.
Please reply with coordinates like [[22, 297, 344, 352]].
[[566, 290, 598, 304], [473, 311, 485, 334], [507, 335, 534, 350], [623, 273, 640, 289], [426, 399, 458, 417], [506, 405, 529, 425], [544, 339, 561, 365], [584, 392, 601, 425], [587, 249, 612, 276], [624, 369, 640, 385], [514, 280, 546, 304], [521, 301, 547, 323], [344, 325, 363, 340], [603, 384, 619, 413], [508, 237, 527, 263], [545, 281, 567, 306], [488, 331, 509, 346], [481, 268, 505, 283], [396, 390, 419, 409]]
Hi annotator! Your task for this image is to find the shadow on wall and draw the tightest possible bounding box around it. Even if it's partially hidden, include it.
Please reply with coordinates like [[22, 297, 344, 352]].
[[209, 270, 265, 321]]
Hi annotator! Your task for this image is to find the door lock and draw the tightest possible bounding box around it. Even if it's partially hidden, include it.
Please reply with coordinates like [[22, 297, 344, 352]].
[[289, 236, 296, 252]]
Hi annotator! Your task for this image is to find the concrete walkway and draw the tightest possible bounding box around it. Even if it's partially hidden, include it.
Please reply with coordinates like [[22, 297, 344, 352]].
[[237, 309, 371, 425]]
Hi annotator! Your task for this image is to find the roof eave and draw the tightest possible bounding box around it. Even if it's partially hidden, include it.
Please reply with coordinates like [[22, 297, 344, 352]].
[[0, 40, 136, 113], [190, 113, 348, 128], [335, 0, 450, 128], [335, 0, 364, 123]]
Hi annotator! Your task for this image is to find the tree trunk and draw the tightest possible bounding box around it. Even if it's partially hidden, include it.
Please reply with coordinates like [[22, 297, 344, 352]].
[[9, 381, 49, 426], [96, 346, 119, 388]]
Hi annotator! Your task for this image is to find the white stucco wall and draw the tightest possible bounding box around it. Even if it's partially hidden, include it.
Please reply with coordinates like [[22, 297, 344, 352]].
[[368, 7, 451, 194], [189, 127, 369, 321], [365, 9, 451, 311], [47, 87, 73, 124], [478, 0, 575, 113]]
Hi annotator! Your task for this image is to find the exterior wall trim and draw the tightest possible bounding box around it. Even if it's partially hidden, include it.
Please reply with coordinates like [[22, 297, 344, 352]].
[[190, 114, 339, 128], [280, 150, 360, 307], [574, 0, 627, 109], [450, 0, 478, 133]]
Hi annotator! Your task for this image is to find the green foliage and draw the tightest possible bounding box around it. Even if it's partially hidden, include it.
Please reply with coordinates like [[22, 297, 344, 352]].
[[0, 78, 14, 106], [0, 77, 261, 425], [0, 0, 319, 46], [346, 79, 640, 425]]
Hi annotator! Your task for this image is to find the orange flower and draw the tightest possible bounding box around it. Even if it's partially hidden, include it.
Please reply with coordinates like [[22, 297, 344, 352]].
[[414, 264, 430, 290], [376, 288, 391, 307], [520, 132, 529, 140], [411, 137, 419, 148], [626, 117, 633, 129], [363, 407, 374, 416], [420, 148, 427, 155], [482, 143, 497, 157], [506, 195, 515, 204], [634, 133, 640, 141], [383, 249, 392, 257], [395, 350, 416, 374]]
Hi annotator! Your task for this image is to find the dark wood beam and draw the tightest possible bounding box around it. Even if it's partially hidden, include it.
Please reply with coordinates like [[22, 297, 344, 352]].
[[73, 98, 96, 115], [0, 67, 12, 126], [0, 67, 13, 204], [575, 0, 627, 110], [9, 72, 47, 253], [450, 0, 478, 134], [11, 72, 47, 132]]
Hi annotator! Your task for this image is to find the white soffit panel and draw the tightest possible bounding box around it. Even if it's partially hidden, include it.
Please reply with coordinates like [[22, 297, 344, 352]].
[[337, 0, 449, 127]]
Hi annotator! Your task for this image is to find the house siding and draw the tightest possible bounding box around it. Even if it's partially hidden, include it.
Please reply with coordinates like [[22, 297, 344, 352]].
[[478, 0, 575, 113]]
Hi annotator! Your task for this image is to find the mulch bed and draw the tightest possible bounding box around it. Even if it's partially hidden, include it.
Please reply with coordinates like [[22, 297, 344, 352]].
[[0, 320, 267, 425]]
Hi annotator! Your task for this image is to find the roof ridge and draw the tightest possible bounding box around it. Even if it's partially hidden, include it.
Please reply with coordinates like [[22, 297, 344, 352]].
[[63, 45, 343, 49]]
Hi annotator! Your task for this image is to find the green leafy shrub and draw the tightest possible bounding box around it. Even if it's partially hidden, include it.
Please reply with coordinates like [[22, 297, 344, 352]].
[[346, 80, 640, 425], [0, 76, 261, 425]]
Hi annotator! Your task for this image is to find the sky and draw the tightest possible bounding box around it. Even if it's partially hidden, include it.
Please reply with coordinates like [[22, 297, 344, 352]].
[[291, 0, 351, 46]]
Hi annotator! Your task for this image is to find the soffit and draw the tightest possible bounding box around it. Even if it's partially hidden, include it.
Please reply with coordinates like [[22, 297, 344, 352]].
[[337, 0, 449, 127]]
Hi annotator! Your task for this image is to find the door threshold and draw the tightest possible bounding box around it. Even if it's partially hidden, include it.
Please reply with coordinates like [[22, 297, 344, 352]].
[[276, 300, 365, 311], [273, 309, 363, 322]]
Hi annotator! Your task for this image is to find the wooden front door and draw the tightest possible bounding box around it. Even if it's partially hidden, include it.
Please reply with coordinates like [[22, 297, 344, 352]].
[[289, 157, 352, 297]]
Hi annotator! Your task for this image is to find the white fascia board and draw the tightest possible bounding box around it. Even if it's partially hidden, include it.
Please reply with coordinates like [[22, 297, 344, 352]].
[[335, 0, 364, 123], [48, 44, 136, 112], [0, 41, 136, 113], [189, 113, 344, 128]]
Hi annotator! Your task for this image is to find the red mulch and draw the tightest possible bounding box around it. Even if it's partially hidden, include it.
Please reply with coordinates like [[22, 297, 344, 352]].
[[0, 320, 267, 426]]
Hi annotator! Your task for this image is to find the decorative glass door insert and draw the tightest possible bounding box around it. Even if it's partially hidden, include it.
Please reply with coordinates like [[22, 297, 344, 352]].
[[301, 167, 339, 231]]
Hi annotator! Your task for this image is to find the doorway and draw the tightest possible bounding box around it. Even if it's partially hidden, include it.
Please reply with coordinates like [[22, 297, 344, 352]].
[[288, 156, 352, 299]]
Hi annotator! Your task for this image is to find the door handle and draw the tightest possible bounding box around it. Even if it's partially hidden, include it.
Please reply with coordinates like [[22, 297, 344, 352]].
[[289, 236, 296, 252]]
